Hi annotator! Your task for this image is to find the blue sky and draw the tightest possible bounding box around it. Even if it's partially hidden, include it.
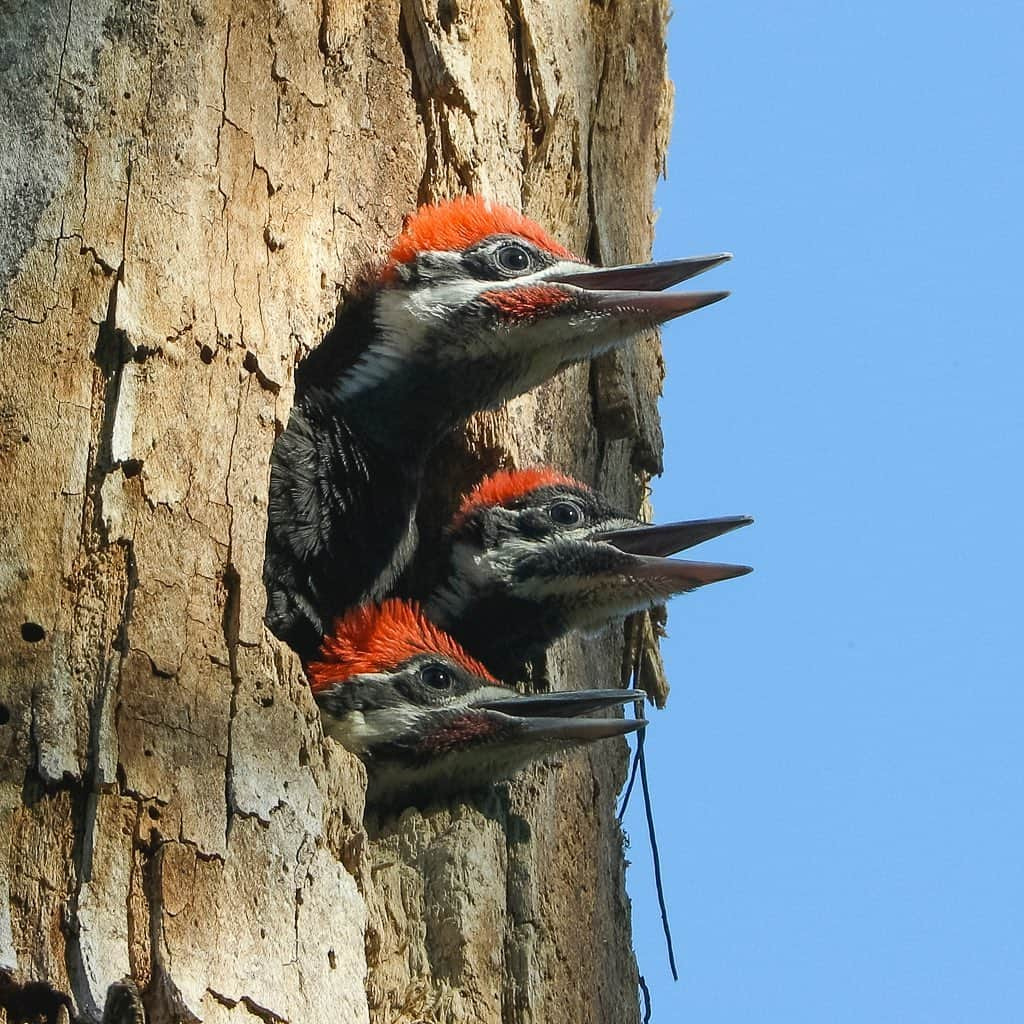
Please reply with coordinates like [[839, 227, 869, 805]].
[[622, 2, 1024, 1020]]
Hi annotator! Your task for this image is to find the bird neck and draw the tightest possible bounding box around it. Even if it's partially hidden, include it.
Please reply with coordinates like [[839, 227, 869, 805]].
[[296, 288, 467, 456], [335, 365, 469, 456], [333, 294, 536, 452]]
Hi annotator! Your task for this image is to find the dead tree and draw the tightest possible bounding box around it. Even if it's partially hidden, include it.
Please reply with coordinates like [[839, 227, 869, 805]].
[[0, 2, 672, 1021]]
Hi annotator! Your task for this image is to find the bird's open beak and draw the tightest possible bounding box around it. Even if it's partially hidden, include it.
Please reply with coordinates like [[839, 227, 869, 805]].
[[549, 253, 731, 321], [472, 689, 645, 742], [591, 516, 753, 591], [474, 688, 640, 718]]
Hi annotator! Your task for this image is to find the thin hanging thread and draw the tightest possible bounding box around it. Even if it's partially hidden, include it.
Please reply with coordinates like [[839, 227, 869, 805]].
[[639, 974, 653, 1024], [618, 624, 679, 983]]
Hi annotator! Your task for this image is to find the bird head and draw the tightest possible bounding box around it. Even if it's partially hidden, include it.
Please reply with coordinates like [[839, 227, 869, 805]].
[[307, 599, 644, 806], [339, 197, 730, 439], [430, 468, 753, 640]]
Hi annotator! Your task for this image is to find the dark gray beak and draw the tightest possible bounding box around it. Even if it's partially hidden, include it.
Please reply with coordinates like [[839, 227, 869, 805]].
[[549, 254, 731, 322], [474, 688, 641, 718], [589, 516, 753, 590], [593, 515, 753, 557], [515, 717, 646, 742], [473, 689, 645, 742], [623, 555, 753, 589], [551, 253, 732, 291]]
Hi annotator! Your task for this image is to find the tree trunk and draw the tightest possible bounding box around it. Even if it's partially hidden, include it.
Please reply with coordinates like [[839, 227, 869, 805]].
[[0, 2, 672, 1022]]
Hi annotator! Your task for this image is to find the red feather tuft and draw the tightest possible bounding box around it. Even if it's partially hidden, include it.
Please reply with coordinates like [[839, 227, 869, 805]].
[[384, 197, 574, 276], [453, 466, 587, 528], [420, 714, 504, 755], [307, 599, 498, 693], [479, 285, 576, 321]]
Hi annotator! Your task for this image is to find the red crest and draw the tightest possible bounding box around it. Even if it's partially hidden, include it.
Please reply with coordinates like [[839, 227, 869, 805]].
[[384, 197, 574, 277], [453, 466, 587, 528], [307, 599, 498, 693]]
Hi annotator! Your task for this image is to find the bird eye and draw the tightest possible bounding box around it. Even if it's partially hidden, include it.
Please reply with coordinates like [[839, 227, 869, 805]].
[[548, 500, 582, 526], [420, 663, 453, 690], [495, 243, 532, 274]]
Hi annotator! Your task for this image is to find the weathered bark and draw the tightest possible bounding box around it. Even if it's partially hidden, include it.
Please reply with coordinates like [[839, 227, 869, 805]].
[[0, 2, 672, 1022]]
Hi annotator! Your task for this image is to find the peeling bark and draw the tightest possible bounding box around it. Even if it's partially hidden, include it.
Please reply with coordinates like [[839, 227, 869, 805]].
[[0, 1, 672, 1021]]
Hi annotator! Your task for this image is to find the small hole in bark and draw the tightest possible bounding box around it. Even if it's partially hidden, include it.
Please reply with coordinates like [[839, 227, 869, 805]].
[[328, 949, 337, 969], [0, 705, 10, 725], [243, 351, 259, 374], [21, 622, 45, 643], [21, 433, 29, 443], [122, 459, 143, 478], [200, 344, 215, 364], [148, 806, 161, 820], [143, 748, 153, 757]]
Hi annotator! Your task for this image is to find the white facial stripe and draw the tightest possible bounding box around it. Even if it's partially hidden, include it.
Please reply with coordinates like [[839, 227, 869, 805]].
[[427, 541, 493, 625], [374, 259, 583, 342], [319, 671, 517, 755], [433, 526, 690, 635], [337, 253, 626, 401], [430, 534, 576, 621], [369, 510, 418, 602], [322, 705, 427, 754], [433, 522, 598, 604]]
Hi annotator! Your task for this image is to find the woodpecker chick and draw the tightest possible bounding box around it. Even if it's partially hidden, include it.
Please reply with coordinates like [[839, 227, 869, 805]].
[[308, 599, 644, 806], [426, 467, 753, 678], [264, 196, 731, 660]]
